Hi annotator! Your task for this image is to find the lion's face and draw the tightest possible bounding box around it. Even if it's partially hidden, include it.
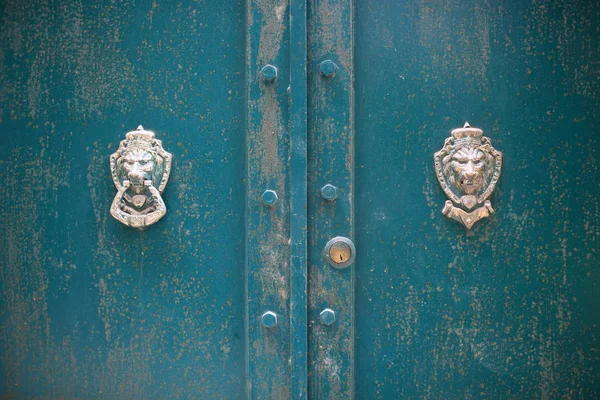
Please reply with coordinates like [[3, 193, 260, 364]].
[[118, 148, 158, 194], [443, 145, 493, 196], [451, 147, 485, 194]]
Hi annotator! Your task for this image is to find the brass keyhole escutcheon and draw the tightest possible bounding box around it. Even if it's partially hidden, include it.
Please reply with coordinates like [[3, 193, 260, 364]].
[[324, 236, 356, 269], [330, 242, 351, 263]]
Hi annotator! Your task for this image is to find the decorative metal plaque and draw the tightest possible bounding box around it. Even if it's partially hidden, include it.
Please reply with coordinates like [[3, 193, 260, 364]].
[[110, 126, 172, 229], [434, 122, 502, 229]]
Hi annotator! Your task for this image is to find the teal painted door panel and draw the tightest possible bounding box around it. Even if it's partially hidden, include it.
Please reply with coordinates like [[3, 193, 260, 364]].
[[1, 0, 598, 399], [353, 0, 599, 398], [0, 1, 250, 398]]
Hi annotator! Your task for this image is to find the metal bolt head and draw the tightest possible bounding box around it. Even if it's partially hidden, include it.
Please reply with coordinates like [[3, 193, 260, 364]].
[[262, 190, 278, 206], [319, 308, 336, 326], [320, 60, 337, 78], [261, 64, 278, 82], [320, 184, 338, 201], [261, 311, 278, 328]]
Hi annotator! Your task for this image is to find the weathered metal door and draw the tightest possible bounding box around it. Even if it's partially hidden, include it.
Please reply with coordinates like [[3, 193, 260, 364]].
[[306, 0, 599, 398], [0, 1, 258, 398], [1, 0, 598, 399]]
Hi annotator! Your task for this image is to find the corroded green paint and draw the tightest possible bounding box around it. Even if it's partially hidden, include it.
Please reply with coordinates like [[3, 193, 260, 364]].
[[307, 0, 355, 398], [245, 0, 293, 398], [0, 1, 248, 398], [354, 0, 599, 398], [1, 0, 598, 399], [289, 0, 309, 397]]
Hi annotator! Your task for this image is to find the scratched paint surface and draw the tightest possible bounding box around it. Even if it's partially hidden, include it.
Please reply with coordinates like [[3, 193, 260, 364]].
[[1, 0, 598, 398], [307, 0, 354, 398], [0, 0, 248, 398], [245, 0, 292, 398], [355, 0, 599, 398]]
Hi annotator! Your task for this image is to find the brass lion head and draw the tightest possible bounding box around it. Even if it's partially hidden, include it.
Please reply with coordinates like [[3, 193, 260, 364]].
[[434, 122, 502, 228], [109, 126, 172, 228]]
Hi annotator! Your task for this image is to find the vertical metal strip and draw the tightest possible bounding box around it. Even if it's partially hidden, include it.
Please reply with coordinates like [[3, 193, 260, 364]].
[[289, 0, 309, 398], [245, 0, 292, 398], [307, 0, 355, 398]]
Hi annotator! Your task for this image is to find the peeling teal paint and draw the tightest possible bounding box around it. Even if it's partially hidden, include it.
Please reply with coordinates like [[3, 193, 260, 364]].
[[0, 0, 598, 399]]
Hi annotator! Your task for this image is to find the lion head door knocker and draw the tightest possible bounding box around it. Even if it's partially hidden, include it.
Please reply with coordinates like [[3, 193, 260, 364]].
[[433, 122, 502, 229], [109, 126, 172, 229]]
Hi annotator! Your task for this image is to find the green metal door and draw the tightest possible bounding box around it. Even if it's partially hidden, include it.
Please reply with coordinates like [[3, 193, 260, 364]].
[[306, 0, 599, 398], [0, 0, 289, 398], [307, 0, 598, 398], [1, 0, 598, 399]]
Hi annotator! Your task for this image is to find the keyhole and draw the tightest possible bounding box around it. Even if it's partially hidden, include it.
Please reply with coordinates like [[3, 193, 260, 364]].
[[329, 241, 352, 264]]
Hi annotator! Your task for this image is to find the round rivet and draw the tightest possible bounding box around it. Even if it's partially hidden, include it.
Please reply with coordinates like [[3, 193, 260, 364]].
[[320, 184, 338, 202], [320, 60, 337, 78], [319, 308, 336, 326], [261, 311, 278, 328], [324, 236, 356, 269], [262, 190, 278, 206], [261, 64, 278, 82]]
